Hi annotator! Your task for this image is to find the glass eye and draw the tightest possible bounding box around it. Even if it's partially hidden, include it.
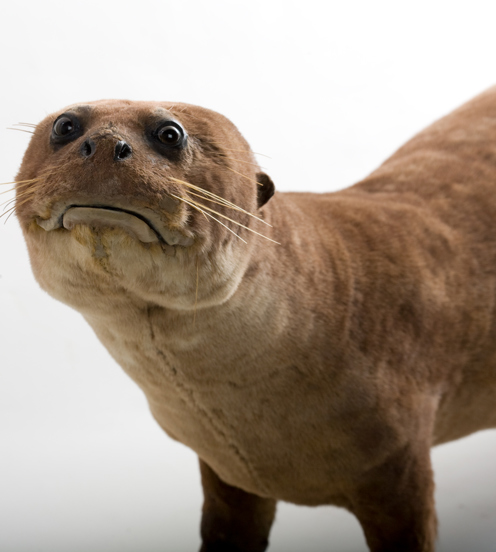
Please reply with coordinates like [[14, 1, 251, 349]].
[[53, 116, 75, 137], [156, 124, 183, 147]]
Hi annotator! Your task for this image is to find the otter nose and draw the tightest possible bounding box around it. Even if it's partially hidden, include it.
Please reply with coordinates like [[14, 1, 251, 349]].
[[114, 140, 133, 161], [80, 135, 133, 161]]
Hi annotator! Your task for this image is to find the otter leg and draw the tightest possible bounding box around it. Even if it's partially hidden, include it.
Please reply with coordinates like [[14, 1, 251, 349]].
[[198, 459, 277, 552], [349, 443, 437, 552]]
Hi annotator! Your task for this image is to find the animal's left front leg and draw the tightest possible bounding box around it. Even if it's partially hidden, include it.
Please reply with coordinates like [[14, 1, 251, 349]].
[[348, 440, 437, 552]]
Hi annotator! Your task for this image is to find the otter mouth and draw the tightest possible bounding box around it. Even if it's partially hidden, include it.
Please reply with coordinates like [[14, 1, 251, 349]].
[[62, 206, 162, 244], [36, 202, 194, 252]]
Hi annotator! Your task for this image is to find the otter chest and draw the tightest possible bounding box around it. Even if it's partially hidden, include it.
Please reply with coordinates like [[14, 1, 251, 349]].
[[87, 307, 347, 504]]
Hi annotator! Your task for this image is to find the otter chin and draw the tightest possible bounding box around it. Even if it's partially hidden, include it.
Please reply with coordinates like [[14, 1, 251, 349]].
[[15, 91, 496, 552]]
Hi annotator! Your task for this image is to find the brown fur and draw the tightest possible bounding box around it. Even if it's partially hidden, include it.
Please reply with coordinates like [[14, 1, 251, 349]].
[[14, 88, 496, 551]]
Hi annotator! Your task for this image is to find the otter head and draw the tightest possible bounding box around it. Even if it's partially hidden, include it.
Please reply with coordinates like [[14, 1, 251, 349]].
[[15, 100, 276, 313]]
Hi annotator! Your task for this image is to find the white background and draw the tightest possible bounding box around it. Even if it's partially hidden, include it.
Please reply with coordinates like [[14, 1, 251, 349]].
[[2, 1, 496, 551]]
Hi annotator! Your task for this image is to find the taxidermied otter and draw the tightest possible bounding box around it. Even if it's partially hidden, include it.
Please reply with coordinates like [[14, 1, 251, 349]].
[[13, 88, 496, 551]]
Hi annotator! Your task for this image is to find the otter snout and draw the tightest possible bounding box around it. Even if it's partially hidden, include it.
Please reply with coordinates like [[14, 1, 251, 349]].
[[80, 135, 133, 162]]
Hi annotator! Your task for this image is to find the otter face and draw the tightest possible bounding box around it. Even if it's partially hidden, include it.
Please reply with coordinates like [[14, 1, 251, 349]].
[[15, 100, 275, 312]]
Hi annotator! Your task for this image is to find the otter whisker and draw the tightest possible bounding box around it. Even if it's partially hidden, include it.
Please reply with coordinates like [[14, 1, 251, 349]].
[[0, 198, 16, 210], [0, 187, 18, 196], [209, 143, 272, 159], [0, 191, 37, 215], [185, 189, 272, 226], [15, 186, 40, 198], [6, 182, 43, 198], [11, 194, 35, 210], [193, 210, 248, 244], [13, 181, 43, 194], [194, 203, 210, 222], [1, 194, 33, 223], [185, 190, 245, 212], [0, 177, 39, 187], [181, 185, 267, 224], [7, 127, 35, 135], [14, 194, 36, 209], [4, 207, 21, 224], [2, 210, 16, 224], [170, 193, 247, 244], [169, 177, 271, 227], [13, 182, 41, 193], [224, 166, 264, 187], [0, 195, 25, 209], [1, 189, 37, 209], [174, 194, 279, 245], [12, 159, 78, 188], [2, 163, 71, 189], [14, 178, 40, 190], [169, 176, 242, 208], [1, 162, 84, 207], [0, 190, 34, 211], [6, 187, 39, 203]]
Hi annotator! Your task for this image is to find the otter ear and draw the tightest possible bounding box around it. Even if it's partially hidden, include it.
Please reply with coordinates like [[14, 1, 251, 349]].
[[256, 172, 275, 208]]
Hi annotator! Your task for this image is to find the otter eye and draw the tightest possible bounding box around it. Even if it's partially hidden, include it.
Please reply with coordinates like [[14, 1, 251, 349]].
[[51, 114, 82, 145], [155, 122, 185, 148], [53, 117, 74, 136]]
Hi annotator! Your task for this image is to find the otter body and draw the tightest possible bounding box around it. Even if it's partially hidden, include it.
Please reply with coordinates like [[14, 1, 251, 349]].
[[16, 90, 496, 551]]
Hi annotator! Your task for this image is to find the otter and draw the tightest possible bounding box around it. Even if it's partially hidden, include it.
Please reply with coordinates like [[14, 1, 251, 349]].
[[14, 89, 496, 551]]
